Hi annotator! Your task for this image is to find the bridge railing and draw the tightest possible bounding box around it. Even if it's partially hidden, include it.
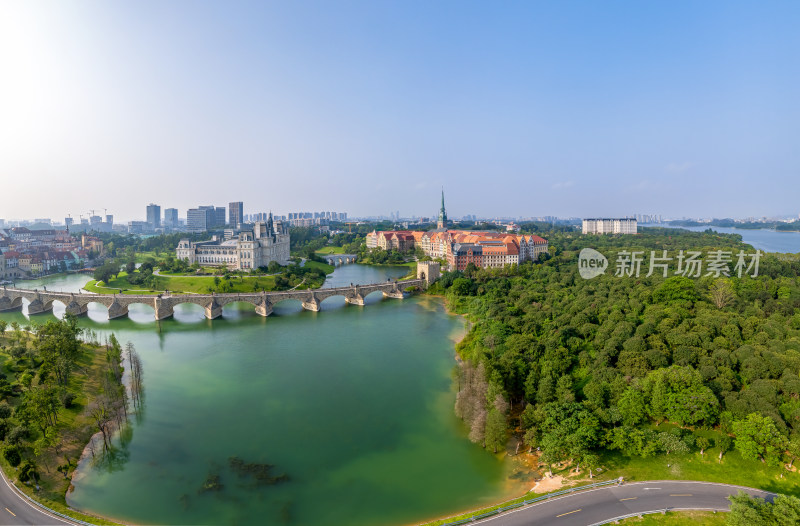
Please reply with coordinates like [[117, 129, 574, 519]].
[[434, 479, 621, 526], [1, 279, 425, 301]]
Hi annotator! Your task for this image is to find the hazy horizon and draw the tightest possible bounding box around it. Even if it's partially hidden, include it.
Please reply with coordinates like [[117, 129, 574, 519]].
[[1, 1, 798, 222]]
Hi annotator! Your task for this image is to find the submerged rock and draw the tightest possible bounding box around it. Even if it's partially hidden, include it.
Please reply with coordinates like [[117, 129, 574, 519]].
[[199, 473, 223, 493], [228, 456, 290, 486]]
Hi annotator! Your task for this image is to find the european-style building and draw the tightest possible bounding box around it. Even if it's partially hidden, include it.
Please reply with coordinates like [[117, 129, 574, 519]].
[[176, 216, 290, 270]]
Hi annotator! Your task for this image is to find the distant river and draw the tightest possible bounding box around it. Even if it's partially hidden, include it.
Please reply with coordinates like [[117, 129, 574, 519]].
[[1, 265, 513, 526], [646, 224, 800, 253]]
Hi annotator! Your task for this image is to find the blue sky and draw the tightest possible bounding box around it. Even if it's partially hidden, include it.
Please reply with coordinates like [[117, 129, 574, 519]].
[[1, 1, 798, 221]]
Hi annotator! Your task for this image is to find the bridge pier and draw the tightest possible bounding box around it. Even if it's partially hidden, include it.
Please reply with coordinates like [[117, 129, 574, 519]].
[[345, 294, 365, 306], [301, 300, 321, 312], [302, 292, 321, 312], [154, 298, 174, 320], [65, 301, 88, 317], [383, 290, 405, 299], [255, 299, 273, 317], [345, 286, 365, 306], [108, 300, 129, 319], [205, 300, 223, 320], [27, 298, 52, 315], [0, 296, 21, 312]]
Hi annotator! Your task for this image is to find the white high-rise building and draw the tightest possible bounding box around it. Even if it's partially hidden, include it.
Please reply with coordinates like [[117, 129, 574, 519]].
[[582, 218, 637, 235]]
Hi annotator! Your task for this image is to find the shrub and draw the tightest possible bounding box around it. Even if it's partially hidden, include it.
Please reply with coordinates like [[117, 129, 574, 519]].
[[18, 460, 37, 483], [6, 426, 28, 445], [3, 445, 21, 467], [61, 392, 77, 408]]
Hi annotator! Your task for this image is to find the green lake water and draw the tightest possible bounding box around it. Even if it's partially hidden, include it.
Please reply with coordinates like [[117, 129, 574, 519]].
[[0, 265, 511, 526]]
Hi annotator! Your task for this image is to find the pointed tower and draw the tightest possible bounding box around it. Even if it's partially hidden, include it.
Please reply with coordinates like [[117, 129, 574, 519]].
[[267, 211, 275, 240], [437, 188, 448, 229]]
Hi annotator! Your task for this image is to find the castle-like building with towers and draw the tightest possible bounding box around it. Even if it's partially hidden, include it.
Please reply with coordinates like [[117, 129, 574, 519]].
[[176, 213, 290, 270], [366, 190, 548, 271]]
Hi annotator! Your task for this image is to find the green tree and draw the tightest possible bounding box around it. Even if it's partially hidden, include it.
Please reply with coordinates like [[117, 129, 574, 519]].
[[696, 436, 710, 456], [709, 278, 735, 309], [0, 319, 7, 336], [617, 387, 647, 426], [653, 276, 698, 304], [643, 366, 718, 426], [657, 432, 690, 455], [727, 492, 800, 526], [485, 408, 507, 454], [727, 492, 771, 526], [451, 278, 474, 296], [787, 436, 800, 468], [772, 494, 800, 525], [36, 316, 83, 386], [581, 452, 600, 478], [3, 445, 21, 467], [716, 435, 733, 463], [733, 413, 787, 466], [540, 402, 599, 467]]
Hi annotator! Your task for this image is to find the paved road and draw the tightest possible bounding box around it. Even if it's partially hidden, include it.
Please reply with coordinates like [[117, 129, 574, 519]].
[[0, 468, 77, 525], [473, 481, 775, 526]]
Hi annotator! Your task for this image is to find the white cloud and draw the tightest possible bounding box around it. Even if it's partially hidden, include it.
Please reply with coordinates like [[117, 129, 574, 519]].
[[665, 162, 694, 173], [551, 180, 575, 190]]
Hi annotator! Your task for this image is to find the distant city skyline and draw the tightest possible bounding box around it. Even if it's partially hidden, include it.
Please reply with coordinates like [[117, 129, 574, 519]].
[[1, 1, 798, 220]]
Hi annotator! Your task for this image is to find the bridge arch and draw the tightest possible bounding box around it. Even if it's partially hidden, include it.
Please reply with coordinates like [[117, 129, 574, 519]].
[[361, 290, 387, 302], [170, 302, 208, 322], [221, 300, 262, 319], [318, 293, 350, 308]]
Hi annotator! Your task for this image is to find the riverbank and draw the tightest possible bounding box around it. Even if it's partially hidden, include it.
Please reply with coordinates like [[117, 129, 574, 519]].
[[0, 328, 125, 525], [67, 347, 135, 525]]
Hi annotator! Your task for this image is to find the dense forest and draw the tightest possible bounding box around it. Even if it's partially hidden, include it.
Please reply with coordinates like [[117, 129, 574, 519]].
[[433, 229, 800, 474]]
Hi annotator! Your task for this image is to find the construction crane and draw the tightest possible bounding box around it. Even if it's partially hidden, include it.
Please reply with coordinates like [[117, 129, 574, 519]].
[[89, 209, 98, 217]]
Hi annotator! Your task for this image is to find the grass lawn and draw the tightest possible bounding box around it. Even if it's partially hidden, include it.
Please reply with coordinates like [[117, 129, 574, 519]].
[[618, 510, 726, 525], [602, 447, 800, 497], [83, 272, 279, 294], [83, 279, 161, 295], [153, 274, 278, 294], [315, 246, 346, 255], [399, 262, 418, 280], [133, 251, 160, 263], [0, 334, 124, 525], [303, 260, 335, 274]]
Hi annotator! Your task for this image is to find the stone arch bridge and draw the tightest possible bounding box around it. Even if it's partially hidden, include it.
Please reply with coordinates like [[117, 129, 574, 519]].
[[0, 279, 426, 321], [323, 254, 357, 265]]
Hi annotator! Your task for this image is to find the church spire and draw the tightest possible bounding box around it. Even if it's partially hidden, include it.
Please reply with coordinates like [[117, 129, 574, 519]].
[[437, 187, 448, 229]]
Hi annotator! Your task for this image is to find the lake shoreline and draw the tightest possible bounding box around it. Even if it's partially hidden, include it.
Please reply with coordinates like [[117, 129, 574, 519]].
[[9, 266, 510, 526], [67, 347, 133, 520]]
